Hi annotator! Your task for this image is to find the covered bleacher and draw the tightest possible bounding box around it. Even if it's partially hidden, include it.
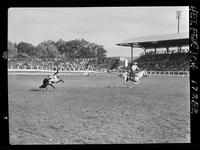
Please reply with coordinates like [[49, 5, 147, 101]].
[[116, 32, 189, 71]]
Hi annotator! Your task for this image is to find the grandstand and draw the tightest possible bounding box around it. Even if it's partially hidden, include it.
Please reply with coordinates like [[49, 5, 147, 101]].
[[116, 32, 189, 72], [136, 52, 189, 71]]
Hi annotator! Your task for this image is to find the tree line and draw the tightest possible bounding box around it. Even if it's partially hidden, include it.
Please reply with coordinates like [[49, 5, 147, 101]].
[[8, 39, 107, 60]]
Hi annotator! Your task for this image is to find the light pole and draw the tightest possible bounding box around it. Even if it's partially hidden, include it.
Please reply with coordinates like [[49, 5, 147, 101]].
[[176, 10, 181, 53], [176, 10, 181, 33]]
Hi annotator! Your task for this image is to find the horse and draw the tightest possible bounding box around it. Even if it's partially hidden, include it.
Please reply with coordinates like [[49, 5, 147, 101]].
[[132, 70, 148, 84], [39, 69, 64, 90], [118, 69, 148, 85]]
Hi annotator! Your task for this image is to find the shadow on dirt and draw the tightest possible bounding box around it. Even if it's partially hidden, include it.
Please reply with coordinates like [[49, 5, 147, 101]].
[[28, 88, 46, 92], [107, 85, 135, 88]]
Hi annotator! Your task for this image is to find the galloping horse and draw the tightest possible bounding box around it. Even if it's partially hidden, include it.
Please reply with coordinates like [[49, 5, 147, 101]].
[[118, 70, 148, 85], [39, 69, 64, 90]]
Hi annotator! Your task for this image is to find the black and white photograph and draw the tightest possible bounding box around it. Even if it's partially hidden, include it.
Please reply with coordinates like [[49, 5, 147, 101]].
[[6, 6, 192, 145]]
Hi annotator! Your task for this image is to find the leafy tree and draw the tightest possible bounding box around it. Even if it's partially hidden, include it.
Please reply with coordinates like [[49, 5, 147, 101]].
[[46, 44, 58, 58], [8, 41, 18, 58], [40, 40, 56, 47], [9, 38, 107, 60], [96, 45, 107, 58], [79, 46, 90, 58], [35, 42, 58, 59], [17, 42, 36, 57], [59, 39, 107, 59], [55, 39, 66, 56], [35, 44, 48, 58], [86, 43, 100, 58], [13, 52, 30, 60], [62, 40, 78, 58]]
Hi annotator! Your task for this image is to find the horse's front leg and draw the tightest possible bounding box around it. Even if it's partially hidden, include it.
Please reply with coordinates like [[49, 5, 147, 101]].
[[124, 76, 127, 85], [124, 78, 126, 85]]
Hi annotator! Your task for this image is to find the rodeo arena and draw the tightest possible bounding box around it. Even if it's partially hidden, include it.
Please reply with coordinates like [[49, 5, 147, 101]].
[[8, 32, 190, 144]]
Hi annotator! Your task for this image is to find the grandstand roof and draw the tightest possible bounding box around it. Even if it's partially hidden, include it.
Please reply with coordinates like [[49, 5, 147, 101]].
[[116, 32, 189, 49]]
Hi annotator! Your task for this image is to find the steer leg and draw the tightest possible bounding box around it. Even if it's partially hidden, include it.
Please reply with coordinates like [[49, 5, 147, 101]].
[[124, 73, 128, 85]]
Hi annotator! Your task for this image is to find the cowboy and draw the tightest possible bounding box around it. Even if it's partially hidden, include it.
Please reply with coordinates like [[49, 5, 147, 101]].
[[130, 62, 141, 80]]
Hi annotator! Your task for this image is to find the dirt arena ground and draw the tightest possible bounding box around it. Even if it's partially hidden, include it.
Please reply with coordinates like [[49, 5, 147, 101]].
[[8, 74, 190, 144]]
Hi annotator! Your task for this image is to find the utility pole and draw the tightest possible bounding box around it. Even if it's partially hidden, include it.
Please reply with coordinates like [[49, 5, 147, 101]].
[[176, 10, 181, 33]]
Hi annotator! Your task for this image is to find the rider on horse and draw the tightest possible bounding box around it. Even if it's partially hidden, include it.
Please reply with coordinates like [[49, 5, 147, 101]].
[[129, 62, 141, 81], [118, 61, 147, 85]]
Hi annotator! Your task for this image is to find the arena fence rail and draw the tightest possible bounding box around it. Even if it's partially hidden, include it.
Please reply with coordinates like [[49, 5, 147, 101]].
[[7, 69, 97, 76], [146, 71, 189, 76], [8, 68, 189, 76]]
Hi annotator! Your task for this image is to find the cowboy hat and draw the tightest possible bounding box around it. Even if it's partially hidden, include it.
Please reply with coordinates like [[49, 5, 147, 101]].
[[133, 62, 138, 64]]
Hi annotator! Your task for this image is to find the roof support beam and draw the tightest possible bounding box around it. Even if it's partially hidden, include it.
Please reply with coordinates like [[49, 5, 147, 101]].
[[177, 45, 182, 53], [144, 48, 146, 55], [166, 47, 169, 62], [131, 45, 133, 63]]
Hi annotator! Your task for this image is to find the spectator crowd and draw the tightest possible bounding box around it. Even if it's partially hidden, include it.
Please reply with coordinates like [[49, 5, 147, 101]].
[[8, 57, 120, 72]]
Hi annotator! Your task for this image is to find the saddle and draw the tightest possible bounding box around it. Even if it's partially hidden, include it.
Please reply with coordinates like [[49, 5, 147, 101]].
[[128, 73, 134, 81], [129, 70, 140, 81]]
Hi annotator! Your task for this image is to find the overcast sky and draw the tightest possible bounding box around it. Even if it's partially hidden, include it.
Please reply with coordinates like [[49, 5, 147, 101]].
[[8, 7, 189, 57]]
